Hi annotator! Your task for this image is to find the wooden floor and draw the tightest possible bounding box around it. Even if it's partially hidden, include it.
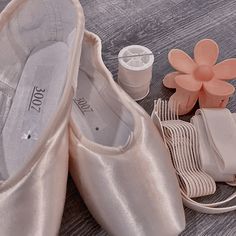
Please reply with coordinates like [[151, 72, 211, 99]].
[[60, 0, 236, 235], [1, 0, 236, 235]]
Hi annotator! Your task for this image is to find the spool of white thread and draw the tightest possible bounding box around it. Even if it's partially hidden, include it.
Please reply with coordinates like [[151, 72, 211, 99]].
[[118, 45, 154, 101]]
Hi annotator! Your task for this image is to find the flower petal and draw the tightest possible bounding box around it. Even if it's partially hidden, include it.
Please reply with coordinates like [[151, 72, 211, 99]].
[[194, 39, 219, 66], [175, 74, 202, 92], [213, 59, 236, 80], [163, 72, 181, 89], [168, 49, 197, 73], [203, 79, 235, 97]]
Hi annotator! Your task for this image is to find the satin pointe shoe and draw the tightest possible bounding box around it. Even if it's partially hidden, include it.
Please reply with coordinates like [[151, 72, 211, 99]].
[[69, 31, 185, 236], [0, 0, 84, 235]]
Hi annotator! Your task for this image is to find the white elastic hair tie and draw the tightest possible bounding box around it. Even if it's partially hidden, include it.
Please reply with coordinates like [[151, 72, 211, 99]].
[[152, 99, 236, 214]]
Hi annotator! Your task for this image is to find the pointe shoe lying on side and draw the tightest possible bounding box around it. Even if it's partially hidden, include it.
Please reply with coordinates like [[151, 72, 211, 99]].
[[0, 0, 84, 235], [69, 31, 185, 236]]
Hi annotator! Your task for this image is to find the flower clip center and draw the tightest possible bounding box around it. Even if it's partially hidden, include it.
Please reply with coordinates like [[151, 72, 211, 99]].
[[194, 65, 214, 81]]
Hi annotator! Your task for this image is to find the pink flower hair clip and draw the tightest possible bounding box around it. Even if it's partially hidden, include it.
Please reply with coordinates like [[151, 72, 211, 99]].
[[163, 39, 236, 115]]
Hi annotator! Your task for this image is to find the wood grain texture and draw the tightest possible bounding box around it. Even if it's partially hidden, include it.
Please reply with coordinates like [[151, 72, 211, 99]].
[[1, 0, 236, 235]]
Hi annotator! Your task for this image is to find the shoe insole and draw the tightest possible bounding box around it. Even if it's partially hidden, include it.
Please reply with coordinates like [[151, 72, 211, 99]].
[[0, 41, 69, 179], [73, 69, 132, 147]]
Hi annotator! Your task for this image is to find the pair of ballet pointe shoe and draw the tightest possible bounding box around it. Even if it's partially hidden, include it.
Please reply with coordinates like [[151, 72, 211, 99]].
[[0, 0, 185, 235]]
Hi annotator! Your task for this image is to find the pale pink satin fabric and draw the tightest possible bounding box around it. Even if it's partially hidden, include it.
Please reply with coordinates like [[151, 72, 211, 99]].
[[0, 0, 85, 235], [69, 31, 185, 236]]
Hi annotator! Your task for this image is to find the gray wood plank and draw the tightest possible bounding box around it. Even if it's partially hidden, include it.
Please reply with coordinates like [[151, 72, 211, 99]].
[[0, 0, 236, 235]]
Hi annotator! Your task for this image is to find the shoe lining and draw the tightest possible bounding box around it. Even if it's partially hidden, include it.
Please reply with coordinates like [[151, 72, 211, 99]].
[[0, 0, 77, 180], [73, 68, 133, 148]]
